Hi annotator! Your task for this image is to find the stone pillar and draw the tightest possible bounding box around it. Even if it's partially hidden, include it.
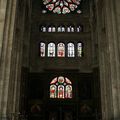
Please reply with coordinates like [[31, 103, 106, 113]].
[[0, 0, 28, 119], [114, 0, 120, 114], [0, 0, 18, 119], [96, 0, 120, 119], [0, 0, 8, 57]]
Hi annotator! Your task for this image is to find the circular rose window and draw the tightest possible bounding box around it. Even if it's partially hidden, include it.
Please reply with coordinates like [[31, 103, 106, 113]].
[[43, 0, 81, 14]]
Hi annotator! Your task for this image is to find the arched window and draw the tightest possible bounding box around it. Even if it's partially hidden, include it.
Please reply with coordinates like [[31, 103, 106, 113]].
[[61, 26, 65, 32], [58, 26, 62, 32], [48, 43, 55, 57], [52, 26, 56, 32], [77, 25, 82, 32], [40, 42, 45, 57], [57, 43, 65, 57], [67, 43, 75, 57], [67, 27, 71, 32], [41, 26, 47, 32], [71, 26, 74, 32], [67, 26, 74, 32], [57, 25, 65, 32], [77, 42, 83, 57], [48, 26, 52, 32], [50, 76, 72, 99]]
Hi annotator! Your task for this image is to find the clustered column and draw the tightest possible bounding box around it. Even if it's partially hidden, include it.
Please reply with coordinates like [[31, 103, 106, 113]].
[[0, 0, 25, 120], [97, 0, 120, 119]]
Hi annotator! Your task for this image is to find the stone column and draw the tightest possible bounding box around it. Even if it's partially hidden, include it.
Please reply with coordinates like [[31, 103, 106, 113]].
[[114, 0, 120, 113], [0, 0, 8, 57], [0, 0, 18, 119], [0, 0, 31, 119], [96, 0, 120, 119]]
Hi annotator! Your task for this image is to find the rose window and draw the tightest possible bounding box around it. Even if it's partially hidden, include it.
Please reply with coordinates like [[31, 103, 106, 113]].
[[43, 0, 81, 14]]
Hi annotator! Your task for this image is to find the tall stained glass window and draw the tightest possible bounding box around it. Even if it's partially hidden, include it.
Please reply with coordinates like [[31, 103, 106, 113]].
[[57, 43, 65, 57], [77, 42, 82, 57], [77, 25, 82, 32], [48, 43, 55, 57], [68, 43, 75, 57], [50, 76, 72, 99], [40, 42, 45, 57], [43, 0, 81, 14]]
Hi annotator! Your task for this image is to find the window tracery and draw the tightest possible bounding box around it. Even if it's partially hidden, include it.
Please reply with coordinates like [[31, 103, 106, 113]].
[[50, 76, 72, 99], [43, 0, 81, 14]]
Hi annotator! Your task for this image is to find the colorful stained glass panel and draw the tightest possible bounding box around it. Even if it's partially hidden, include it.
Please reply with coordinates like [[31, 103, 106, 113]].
[[43, 0, 81, 14]]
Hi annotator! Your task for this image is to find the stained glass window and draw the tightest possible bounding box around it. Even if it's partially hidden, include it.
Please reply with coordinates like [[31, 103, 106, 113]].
[[41, 26, 47, 32], [57, 26, 65, 32], [48, 43, 55, 57], [77, 25, 82, 32], [40, 42, 83, 58], [71, 26, 74, 32], [43, 0, 81, 14], [58, 26, 62, 32], [67, 27, 71, 32], [67, 26, 74, 32], [68, 43, 75, 57], [40, 25, 83, 32], [48, 26, 52, 32], [52, 26, 56, 32], [57, 43, 65, 57], [40, 42, 45, 57], [78, 42, 82, 57], [50, 76, 72, 99]]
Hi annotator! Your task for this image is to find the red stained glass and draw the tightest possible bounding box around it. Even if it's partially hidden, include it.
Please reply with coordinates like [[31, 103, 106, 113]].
[[50, 76, 72, 99]]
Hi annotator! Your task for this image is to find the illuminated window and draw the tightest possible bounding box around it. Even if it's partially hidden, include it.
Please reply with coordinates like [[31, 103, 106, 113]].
[[40, 42, 83, 58], [40, 42, 45, 57], [43, 0, 81, 14], [67, 26, 75, 32], [68, 43, 75, 57], [50, 76, 72, 99], [78, 42, 83, 57], [58, 26, 62, 32], [71, 26, 74, 32], [48, 26, 52, 32], [48, 25, 56, 32], [77, 25, 82, 32], [57, 26, 65, 32], [41, 26, 47, 32], [52, 26, 56, 32], [57, 43, 65, 57], [40, 25, 83, 32], [61, 26, 65, 32], [48, 43, 55, 57], [67, 27, 71, 32]]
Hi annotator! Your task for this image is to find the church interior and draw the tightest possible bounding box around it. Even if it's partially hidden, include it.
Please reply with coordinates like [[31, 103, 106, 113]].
[[0, 0, 120, 120]]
